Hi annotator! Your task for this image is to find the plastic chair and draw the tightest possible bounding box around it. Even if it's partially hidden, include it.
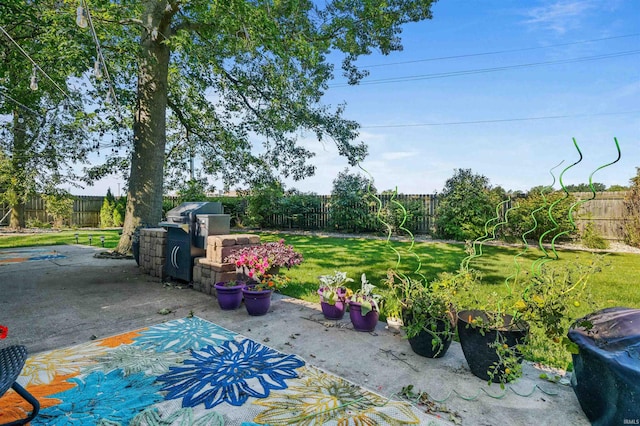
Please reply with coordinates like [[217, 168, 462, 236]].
[[0, 345, 39, 425]]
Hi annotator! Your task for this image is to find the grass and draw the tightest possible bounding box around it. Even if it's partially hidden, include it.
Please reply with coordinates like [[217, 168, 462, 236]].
[[0, 229, 122, 249], [3, 229, 639, 368]]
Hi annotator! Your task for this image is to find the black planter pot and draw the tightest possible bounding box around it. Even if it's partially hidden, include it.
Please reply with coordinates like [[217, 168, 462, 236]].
[[457, 309, 529, 383], [403, 310, 455, 358]]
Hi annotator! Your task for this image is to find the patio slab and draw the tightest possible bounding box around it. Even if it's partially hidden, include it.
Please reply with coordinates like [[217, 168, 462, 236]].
[[0, 244, 589, 425]]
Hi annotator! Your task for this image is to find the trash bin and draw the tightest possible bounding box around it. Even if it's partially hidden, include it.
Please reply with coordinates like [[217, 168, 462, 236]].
[[568, 307, 640, 425]]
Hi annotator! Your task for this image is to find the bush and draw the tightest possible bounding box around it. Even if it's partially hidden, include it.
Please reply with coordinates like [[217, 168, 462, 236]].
[[113, 196, 126, 227], [434, 169, 503, 241], [211, 196, 247, 227], [623, 168, 640, 248], [379, 194, 427, 235], [502, 189, 577, 243], [278, 190, 321, 229], [581, 221, 609, 250], [43, 190, 75, 228], [100, 189, 116, 228], [328, 169, 377, 233], [246, 181, 284, 228]]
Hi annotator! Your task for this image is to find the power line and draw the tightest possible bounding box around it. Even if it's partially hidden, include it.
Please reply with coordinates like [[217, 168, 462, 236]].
[[360, 110, 640, 128], [331, 50, 640, 87], [359, 33, 640, 68]]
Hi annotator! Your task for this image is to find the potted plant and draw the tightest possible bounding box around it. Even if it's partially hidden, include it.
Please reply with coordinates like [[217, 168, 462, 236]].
[[213, 280, 246, 310], [317, 271, 354, 320], [225, 239, 304, 282], [456, 231, 604, 386], [387, 269, 464, 358], [225, 240, 303, 316], [348, 273, 383, 332], [241, 273, 290, 316]]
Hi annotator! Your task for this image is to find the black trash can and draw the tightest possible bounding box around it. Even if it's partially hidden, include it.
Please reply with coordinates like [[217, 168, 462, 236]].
[[568, 307, 640, 425]]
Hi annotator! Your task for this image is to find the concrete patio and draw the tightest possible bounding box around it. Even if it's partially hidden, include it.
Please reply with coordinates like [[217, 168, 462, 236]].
[[0, 244, 590, 425]]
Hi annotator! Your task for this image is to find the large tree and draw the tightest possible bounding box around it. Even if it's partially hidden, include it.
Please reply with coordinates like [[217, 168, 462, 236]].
[[52, 0, 438, 253]]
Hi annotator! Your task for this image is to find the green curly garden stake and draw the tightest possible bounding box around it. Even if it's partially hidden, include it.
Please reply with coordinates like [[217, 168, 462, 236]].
[[460, 198, 510, 271], [357, 163, 403, 269], [551, 137, 621, 247], [533, 139, 584, 275]]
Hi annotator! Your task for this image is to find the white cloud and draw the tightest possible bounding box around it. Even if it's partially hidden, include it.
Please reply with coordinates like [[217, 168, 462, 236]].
[[522, 1, 596, 34]]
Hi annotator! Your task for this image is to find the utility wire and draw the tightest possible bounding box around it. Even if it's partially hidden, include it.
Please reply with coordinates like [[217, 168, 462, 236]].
[[82, 0, 121, 115], [359, 33, 640, 68], [332, 50, 640, 87], [0, 89, 41, 115], [360, 110, 640, 128]]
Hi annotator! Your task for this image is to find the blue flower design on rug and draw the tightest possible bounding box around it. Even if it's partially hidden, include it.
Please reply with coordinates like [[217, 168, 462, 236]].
[[133, 316, 237, 352], [157, 338, 305, 408], [32, 369, 163, 425]]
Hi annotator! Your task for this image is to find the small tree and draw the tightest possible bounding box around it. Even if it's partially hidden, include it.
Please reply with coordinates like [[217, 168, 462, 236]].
[[246, 180, 284, 228], [434, 169, 502, 241], [43, 190, 75, 228], [100, 189, 116, 228], [329, 169, 377, 232], [623, 168, 640, 248], [176, 178, 208, 203]]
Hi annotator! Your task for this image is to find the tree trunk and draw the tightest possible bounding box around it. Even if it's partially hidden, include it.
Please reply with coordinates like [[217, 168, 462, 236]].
[[8, 110, 28, 229], [116, 4, 171, 254]]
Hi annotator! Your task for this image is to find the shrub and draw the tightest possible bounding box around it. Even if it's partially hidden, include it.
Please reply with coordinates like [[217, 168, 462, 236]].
[[246, 180, 284, 228], [328, 168, 377, 232], [434, 169, 503, 241], [503, 189, 577, 243], [581, 221, 609, 249], [623, 168, 640, 248], [379, 194, 426, 235], [100, 188, 116, 228], [43, 190, 75, 228], [112, 196, 126, 227], [278, 190, 321, 229]]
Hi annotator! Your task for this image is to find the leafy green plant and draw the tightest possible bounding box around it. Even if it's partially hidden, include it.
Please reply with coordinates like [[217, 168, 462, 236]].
[[100, 188, 116, 228], [581, 221, 609, 249], [328, 169, 377, 233], [43, 190, 75, 228], [246, 180, 284, 228], [348, 273, 383, 315], [623, 167, 640, 248], [318, 271, 354, 305], [434, 169, 504, 241]]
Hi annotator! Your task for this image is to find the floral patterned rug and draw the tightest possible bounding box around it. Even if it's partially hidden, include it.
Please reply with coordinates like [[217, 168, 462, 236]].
[[0, 317, 446, 425]]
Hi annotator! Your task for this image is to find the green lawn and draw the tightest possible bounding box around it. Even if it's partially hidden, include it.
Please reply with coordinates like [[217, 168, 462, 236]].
[[0, 230, 122, 249]]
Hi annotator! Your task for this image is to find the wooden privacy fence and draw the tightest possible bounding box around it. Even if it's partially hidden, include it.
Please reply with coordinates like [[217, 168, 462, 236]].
[[0, 192, 631, 241], [266, 194, 437, 233], [572, 191, 629, 241]]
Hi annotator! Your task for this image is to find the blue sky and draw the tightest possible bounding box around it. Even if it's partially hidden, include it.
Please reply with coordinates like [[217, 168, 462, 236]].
[[79, 0, 639, 196], [280, 0, 640, 195]]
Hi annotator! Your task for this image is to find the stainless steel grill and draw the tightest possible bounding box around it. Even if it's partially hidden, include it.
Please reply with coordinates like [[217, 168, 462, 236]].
[[159, 202, 230, 282]]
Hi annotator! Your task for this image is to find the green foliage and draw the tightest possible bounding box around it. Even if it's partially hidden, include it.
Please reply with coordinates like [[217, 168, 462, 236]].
[[276, 190, 322, 229], [329, 168, 377, 232], [42, 190, 74, 228], [211, 196, 247, 228], [581, 221, 609, 249], [176, 179, 208, 203], [502, 190, 577, 242], [100, 189, 116, 228], [379, 194, 427, 235], [246, 181, 284, 228], [112, 196, 126, 227], [563, 183, 607, 192], [434, 169, 503, 240], [623, 168, 640, 248], [607, 184, 629, 192]]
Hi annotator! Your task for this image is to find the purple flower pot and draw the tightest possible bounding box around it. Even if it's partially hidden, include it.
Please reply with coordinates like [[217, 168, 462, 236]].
[[214, 282, 246, 310], [242, 287, 272, 316], [348, 301, 379, 332], [320, 300, 346, 320]]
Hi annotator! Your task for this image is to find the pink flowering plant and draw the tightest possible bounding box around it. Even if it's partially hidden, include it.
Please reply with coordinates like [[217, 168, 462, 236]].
[[224, 239, 303, 282]]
